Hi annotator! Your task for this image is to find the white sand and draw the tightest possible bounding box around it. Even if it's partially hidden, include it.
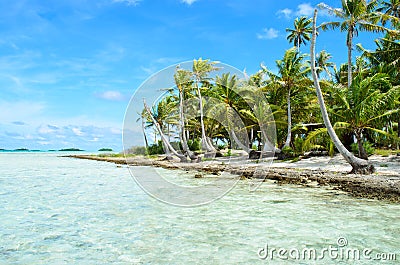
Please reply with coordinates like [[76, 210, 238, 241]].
[[271, 154, 400, 176]]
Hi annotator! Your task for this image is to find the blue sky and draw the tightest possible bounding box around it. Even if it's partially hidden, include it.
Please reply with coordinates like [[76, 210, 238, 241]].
[[0, 0, 382, 151]]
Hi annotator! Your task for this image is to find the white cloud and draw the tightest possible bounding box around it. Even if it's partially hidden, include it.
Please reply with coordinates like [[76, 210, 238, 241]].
[[96, 90, 125, 101], [277, 8, 292, 19], [296, 3, 313, 16], [112, 0, 141, 6], [37, 124, 59, 134], [181, 0, 197, 5], [277, 3, 315, 19], [72, 127, 84, 136], [257, 28, 279, 40]]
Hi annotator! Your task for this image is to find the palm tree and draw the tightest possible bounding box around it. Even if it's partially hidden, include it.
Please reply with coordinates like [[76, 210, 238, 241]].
[[311, 9, 374, 174], [331, 73, 399, 159], [377, 0, 400, 18], [263, 47, 310, 148], [315, 50, 335, 80], [286, 16, 313, 52], [318, 0, 396, 88], [146, 96, 177, 140], [174, 67, 195, 159], [357, 34, 400, 70], [136, 109, 149, 149], [208, 73, 252, 152], [143, 99, 186, 162], [192, 58, 219, 152]]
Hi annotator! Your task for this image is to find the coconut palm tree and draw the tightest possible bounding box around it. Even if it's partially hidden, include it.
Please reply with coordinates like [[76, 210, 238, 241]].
[[331, 73, 399, 159], [286, 16, 313, 52], [315, 50, 335, 80], [357, 34, 400, 69], [377, 0, 400, 18], [146, 96, 178, 140], [192, 58, 219, 152], [263, 47, 311, 148], [136, 109, 149, 149], [174, 67, 196, 159], [311, 9, 374, 174], [207, 73, 253, 152], [318, 0, 397, 88], [143, 99, 186, 162]]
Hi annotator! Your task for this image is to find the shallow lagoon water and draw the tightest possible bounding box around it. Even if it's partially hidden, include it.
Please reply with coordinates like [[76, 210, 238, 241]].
[[0, 153, 399, 264]]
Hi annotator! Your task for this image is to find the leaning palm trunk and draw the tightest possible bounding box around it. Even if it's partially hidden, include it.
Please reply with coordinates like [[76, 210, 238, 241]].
[[143, 100, 187, 162], [230, 130, 251, 154], [283, 89, 292, 148], [141, 116, 149, 149], [196, 85, 216, 152], [311, 9, 374, 174], [178, 89, 194, 159], [355, 130, 368, 160]]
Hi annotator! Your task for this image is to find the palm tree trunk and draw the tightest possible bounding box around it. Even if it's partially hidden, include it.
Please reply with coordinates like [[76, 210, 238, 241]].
[[355, 130, 368, 160], [311, 9, 374, 174], [347, 28, 353, 88], [141, 116, 149, 149], [179, 89, 191, 156], [143, 100, 187, 162], [283, 89, 292, 148], [297, 38, 300, 53], [324, 66, 333, 82], [196, 85, 215, 152], [397, 115, 400, 149], [230, 130, 250, 153], [167, 124, 170, 142]]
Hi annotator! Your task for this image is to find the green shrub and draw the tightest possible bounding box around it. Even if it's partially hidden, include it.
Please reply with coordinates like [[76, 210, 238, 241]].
[[125, 146, 147, 155], [188, 138, 201, 151], [282, 146, 295, 157], [147, 141, 164, 155], [217, 143, 226, 150], [225, 149, 232, 157], [293, 137, 304, 156], [351, 141, 375, 157]]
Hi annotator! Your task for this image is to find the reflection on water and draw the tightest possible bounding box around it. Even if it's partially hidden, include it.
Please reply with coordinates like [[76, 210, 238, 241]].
[[0, 153, 399, 264]]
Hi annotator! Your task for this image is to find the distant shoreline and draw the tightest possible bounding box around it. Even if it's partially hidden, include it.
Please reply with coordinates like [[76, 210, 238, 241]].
[[67, 154, 400, 202]]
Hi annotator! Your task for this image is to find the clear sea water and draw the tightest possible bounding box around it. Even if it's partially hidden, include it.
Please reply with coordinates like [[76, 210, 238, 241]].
[[0, 153, 399, 264]]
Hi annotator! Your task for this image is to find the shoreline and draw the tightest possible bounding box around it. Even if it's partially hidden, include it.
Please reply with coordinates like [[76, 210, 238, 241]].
[[66, 154, 400, 202]]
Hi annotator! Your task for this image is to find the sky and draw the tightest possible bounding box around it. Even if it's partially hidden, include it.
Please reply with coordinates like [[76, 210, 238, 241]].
[[0, 0, 383, 151]]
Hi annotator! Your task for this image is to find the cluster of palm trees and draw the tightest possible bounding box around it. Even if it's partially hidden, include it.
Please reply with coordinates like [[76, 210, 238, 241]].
[[138, 0, 399, 173]]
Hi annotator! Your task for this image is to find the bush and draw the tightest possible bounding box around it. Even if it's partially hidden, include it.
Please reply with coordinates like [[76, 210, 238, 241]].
[[188, 138, 201, 151], [217, 143, 226, 150], [125, 146, 146, 155], [293, 137, 304, 156], [147, 141, 164, 155], [282, 146, 295, 157], [224, 149, 232, 157], [351, 140, 375, 157]]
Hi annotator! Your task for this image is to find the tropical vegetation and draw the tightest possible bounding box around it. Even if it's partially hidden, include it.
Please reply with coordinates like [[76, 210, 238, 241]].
[[136, 0, 399, 174]]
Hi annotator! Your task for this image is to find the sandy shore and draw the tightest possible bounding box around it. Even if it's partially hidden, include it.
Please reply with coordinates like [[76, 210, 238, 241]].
[[66, 154, 400, 202]]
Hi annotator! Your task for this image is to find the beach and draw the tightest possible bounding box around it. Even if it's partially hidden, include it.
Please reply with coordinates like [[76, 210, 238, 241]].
[[68, 154, 400, 202]]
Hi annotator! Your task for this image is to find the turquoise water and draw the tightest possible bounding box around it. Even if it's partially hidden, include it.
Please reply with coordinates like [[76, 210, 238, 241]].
[[0, 153, 399, 264]]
